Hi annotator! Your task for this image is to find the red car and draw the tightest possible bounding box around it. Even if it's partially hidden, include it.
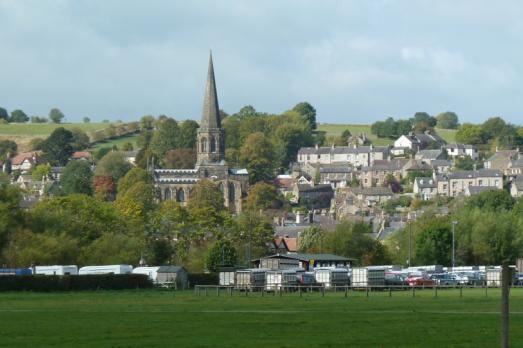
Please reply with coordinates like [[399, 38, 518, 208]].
[[406, 275, 435, 287]]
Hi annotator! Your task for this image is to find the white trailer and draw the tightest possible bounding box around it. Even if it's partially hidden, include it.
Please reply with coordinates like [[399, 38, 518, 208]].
[[235, 268, 269, 290], [34, 265, 78, 275], [265, 269, 304, 291], [351, 267, 386, 288], [79, 265, 133, 275], [132, 267, 159, 281], [314, 268, 349, 289]]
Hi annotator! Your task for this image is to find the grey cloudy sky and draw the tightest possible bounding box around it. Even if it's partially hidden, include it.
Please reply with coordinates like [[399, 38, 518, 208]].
[[1, 0, 522, 124]]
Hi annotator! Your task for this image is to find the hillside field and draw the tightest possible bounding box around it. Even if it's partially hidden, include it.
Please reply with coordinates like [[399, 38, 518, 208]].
[[0, 288, 521, 347], [317, 123, 457, 145]]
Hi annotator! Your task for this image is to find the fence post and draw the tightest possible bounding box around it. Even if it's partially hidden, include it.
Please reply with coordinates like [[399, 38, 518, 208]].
[[485, 284, 488, 297], [345, 285, 348, 298], [366, 287, 369, 298], [205, 287, 208, 297], [299, 286, 302, 298], [412, 287, 415, 298], [216, 287, 219, 297], [322, 287, 325, 297], [501, 263, 510, 348], [434, 286, 437, 298], [389, 287, 392, 297], [460, 286, 463, 298], [261, 288, 264, 297]]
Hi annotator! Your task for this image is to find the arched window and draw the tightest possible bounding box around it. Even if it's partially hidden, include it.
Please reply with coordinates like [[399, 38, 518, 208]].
[[164, 188, 172, 200], [228, 182, 236, 202], [210, 136, 216, 153], [201, 137, 208, 152], [176, 189, 185, 202]]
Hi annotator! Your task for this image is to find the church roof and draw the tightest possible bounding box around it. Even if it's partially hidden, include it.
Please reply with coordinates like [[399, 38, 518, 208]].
[[201, 52, 221, 129]]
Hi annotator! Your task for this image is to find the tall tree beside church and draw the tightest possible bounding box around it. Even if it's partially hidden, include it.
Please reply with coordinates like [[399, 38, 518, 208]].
[[292, 102, 317, 129], [239, 132, 275, 184], [179, 120, 199, 149], [40, 127, 74, 166], [150, 117, 180, 161]]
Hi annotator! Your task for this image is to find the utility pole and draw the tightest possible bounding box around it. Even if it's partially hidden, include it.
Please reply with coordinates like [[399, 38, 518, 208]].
[[408, 214, 412, 268], [451, 220, 458, 272]]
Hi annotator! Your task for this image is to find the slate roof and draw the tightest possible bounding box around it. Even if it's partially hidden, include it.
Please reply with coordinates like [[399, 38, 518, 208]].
[[414, 177, 437, 189], [445, 143, 477, 150], [298, 145, 389, 155], [262, 253, 356, 262], [447, 169, 503, 180], [352, 187, 394, 196], [157, 266, 187, 273], [416, 149, 444, 160], [319, 165, 352, 173], [467, 186, 499, 195], [361, 159, 406, 172]]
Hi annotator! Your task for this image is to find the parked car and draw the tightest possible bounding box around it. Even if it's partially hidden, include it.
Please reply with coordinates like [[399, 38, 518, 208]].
[[406, 275, 435, 287], [430, 273, 458, 286], [384, 273, 407, 286]]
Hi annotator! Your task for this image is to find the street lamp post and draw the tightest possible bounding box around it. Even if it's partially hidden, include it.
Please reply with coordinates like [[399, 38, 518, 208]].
[[451, 220, 458, 272], [408, 215, 412, 268]]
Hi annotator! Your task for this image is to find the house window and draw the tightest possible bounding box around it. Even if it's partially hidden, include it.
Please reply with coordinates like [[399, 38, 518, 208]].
[[478, 180, 483, 186], [307, 155, 310, 160]]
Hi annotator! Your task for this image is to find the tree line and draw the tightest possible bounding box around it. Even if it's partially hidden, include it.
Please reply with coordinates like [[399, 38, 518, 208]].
[[0, 107, 67, 124], [371, 111, 459, 138]]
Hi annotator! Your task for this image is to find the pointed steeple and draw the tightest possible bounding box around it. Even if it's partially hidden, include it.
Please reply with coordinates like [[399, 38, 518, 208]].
[[201, 51, 221, 129]]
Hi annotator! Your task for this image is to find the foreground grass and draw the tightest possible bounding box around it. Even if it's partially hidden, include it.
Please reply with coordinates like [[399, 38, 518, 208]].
[[0, 288, 521, 347]]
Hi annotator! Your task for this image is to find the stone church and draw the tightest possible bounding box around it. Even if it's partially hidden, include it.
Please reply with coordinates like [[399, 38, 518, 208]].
[[153, 53, 249, 213]]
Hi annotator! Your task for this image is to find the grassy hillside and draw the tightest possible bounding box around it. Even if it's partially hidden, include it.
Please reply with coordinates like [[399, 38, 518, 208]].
[[0, 288, 521, 347], [317, 123, 456, 145], [0, 123, 126, 152], [0, 123, 109, 135], [90, 133, 140, 151]]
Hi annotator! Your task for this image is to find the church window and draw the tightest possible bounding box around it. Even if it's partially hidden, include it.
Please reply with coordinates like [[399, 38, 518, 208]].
[[210, 135, 216, 153], [164, 188, 172, 200], [176, 189, 185, 202]]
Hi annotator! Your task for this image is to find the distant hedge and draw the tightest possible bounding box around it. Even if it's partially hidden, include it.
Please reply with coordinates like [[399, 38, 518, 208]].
[[187, 273, 218, 287], [0, 274, 153, 292]]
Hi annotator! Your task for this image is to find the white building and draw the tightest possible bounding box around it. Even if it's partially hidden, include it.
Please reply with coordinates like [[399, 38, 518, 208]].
[[445, 144, 478, 160], [297, 144, 389, 167]]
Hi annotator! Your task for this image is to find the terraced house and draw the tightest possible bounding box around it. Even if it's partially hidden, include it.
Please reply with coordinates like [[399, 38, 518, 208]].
[[297, 144, 389, 167]]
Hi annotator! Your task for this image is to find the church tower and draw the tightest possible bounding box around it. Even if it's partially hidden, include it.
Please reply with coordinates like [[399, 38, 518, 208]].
[[196, 52, 225, 168]]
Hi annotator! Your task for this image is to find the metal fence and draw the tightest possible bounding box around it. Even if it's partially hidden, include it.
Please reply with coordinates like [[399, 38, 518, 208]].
[[194, 284, 518, 298]]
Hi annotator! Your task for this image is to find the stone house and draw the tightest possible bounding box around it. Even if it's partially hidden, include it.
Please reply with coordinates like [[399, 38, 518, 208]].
[[394, 132, 447, 152], [413, 177, 438, 200], [297, 144, 389, 167], [358, 159, 406, 188], [437, 169, 503, 197]]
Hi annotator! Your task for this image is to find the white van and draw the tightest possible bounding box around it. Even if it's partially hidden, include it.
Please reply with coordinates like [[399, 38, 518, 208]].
[[35, 265, 78, 275], [79, 265, 133, 275]]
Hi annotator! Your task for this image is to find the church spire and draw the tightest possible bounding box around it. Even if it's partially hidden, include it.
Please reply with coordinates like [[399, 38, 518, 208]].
[[201, 51, 221, 129]]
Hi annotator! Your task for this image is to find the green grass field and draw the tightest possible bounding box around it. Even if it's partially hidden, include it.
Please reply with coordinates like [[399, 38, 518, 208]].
[[0, 123, 109, 136], [317, 123, 457, 146], [90, 134, 140, 151], [0, 288, 521, 347]]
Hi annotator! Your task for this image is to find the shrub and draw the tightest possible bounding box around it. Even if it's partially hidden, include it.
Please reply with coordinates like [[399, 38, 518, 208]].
[[0, 274, 152, 292]]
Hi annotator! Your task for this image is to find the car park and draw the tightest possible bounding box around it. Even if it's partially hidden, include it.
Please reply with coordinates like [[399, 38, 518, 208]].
[[384, 273, 407, 286], [430, 273, 458, 286], [406, 274, 435, 287]]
